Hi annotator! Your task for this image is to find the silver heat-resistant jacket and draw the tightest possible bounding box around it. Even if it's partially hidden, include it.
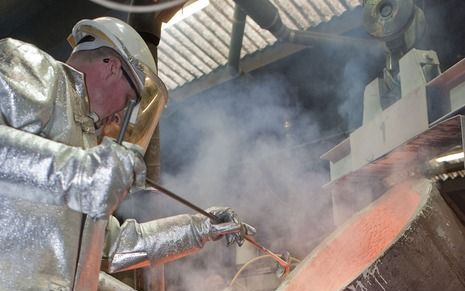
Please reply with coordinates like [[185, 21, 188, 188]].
[[0, 38, 117, 290], [0, 39, 237, 291]]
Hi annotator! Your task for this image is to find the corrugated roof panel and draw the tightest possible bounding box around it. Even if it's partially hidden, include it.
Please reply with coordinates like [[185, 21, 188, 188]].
[[158, 38, 203, 77], [185, 16, 229, 61], [345, 0, 362, 8], [177, 20, 225, 65], [165, 27, 213, 72], [326, 0, 350, 14], [157, 67, 179, 89], [200, 7, 232, 40], [275, 0, 313, 29], [157, 0, 363, 91], [211, 1, 254, 54], [243, 23, 272, 52], [308, 0, 335, 21], [194, 9, 233, 61], [245, 16, 277, 47], [157, 58, 190, 87]]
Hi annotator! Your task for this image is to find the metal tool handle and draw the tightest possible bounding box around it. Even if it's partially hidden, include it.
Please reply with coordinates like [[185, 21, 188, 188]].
[[145, 178, 290, 275], [116, 99, 137, 145], [146, 179, 221, 223]]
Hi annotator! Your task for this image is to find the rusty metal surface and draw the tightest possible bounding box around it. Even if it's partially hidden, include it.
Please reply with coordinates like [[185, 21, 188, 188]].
[[324, 115, 464, 189], [342, 182, 465, 291], [427, 58, 465, 125], [278, 179, 465, 291], [428, 58, 465, 93]]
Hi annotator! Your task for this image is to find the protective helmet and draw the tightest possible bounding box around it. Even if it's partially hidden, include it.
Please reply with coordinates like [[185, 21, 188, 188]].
[[68, 16, 168, 153]]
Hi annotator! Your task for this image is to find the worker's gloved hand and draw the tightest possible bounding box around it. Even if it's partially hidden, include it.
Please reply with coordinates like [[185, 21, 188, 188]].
[[107, 207, 255, 272], [204, 206, 256, 247], [74, 137, 146, 219]]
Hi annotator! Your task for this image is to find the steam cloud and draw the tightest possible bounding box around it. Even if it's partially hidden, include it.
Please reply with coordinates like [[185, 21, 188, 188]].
[[132, 2, 465, 289], [154, 73, 337, 290], [113, 39, 378, 290]]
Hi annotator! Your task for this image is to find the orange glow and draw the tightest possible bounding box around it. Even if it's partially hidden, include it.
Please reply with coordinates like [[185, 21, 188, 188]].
[[282, 179, 422, 291]]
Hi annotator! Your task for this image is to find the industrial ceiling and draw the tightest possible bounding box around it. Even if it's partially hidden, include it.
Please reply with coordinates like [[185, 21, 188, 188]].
[[157, 0, 362, 91], [1, 0, 464, 108], [0, 0, 364, 99]]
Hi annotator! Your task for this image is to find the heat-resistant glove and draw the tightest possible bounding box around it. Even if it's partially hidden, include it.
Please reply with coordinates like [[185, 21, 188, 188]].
[[106, 203, 256, 273], [205, 206, 256, 246]]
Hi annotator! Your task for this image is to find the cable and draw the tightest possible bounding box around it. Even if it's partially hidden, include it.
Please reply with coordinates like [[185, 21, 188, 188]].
[[229, 255, 272, 287], [231, 281, 248, 291], [88, 0, 187, 13], [290, 257, 301, 264], [229, 254, 302, 288]]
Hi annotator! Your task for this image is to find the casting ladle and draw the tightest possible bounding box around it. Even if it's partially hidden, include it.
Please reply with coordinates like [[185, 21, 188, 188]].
[[145, 178, 291, 276]]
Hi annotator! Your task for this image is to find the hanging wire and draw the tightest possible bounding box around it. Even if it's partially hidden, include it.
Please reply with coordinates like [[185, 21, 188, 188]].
[[229, 254, 301, 288], [88, 0, 187, 13]]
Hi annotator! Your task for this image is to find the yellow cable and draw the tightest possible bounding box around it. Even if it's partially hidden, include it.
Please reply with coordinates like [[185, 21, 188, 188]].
[[232, 280, 248, 291], [229, 254, 302, 288], [229, 255, 275, 287]]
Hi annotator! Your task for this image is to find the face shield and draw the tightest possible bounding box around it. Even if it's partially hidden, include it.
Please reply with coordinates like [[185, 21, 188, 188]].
[[99, 65, 168, 154], [116, 66, 168, 154]]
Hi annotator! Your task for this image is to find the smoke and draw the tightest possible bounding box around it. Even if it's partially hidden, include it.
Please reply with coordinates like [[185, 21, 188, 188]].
[[153, 73, 336, 290], [110, 37, 384, 291], [135, 2, 465, 289], [111, 31, 384, 291], [337, 58, 369, 131]]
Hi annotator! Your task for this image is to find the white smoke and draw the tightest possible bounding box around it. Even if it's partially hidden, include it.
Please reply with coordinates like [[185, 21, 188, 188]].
[[156, 73, 336, 290]]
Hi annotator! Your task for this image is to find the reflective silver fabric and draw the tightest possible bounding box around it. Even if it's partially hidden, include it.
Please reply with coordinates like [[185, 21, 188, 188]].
[[107, 214, 211, 273], [106, 204, 246, 273], [0, 38, 130, 290], [0, 129, 141, 218], [0, 37, 247, 290]]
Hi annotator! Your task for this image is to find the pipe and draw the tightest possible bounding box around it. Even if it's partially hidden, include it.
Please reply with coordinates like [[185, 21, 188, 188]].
[[288, 29, 380, 50], [117, 4, 165, 291], [125, 2, 186, 289], [228, 4, 247, 75], [233, 0, 289, 39], [233, 0, 382, 51]]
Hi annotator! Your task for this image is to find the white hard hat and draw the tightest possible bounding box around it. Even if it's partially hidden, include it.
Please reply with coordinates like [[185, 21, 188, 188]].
[[68, 16, 161, 100], [68, 16, 168, 152]]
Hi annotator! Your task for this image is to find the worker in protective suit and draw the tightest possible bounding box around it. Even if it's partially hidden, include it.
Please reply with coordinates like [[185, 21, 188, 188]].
[[0, 16, 255, 291]]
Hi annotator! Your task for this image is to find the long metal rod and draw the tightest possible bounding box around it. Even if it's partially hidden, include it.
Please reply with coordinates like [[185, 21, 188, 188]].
[[116, 99, 137, 144], [146, 178, 220, 223], [145, 178, 290, 274], [244, 236, 290, 275]]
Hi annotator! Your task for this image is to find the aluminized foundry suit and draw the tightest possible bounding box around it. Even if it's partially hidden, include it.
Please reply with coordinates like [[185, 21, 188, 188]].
[[0, 38, 243, 291], [0, 37, 130, 290]]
